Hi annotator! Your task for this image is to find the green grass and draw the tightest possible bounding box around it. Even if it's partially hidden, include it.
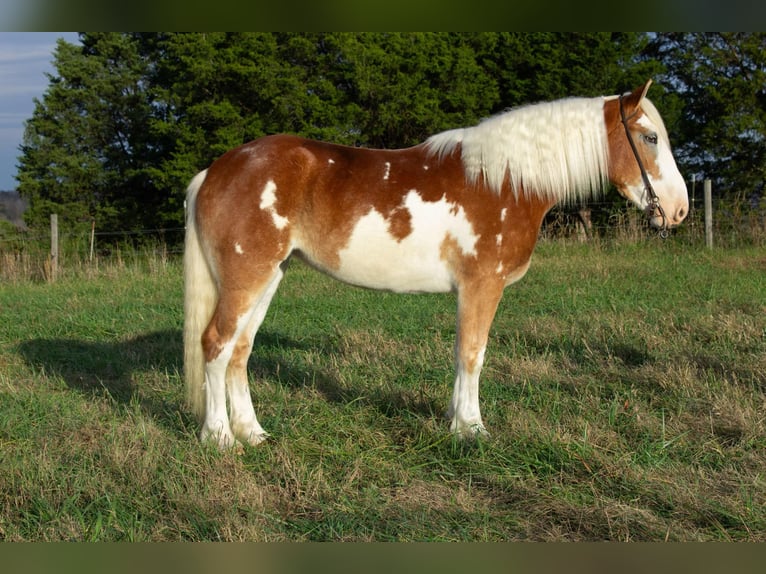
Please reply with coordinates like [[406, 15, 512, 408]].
[[0, 240, 764, 541]]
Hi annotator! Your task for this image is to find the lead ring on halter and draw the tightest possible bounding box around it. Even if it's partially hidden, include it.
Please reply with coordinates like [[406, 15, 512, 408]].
[[618, 94, 669, 238]]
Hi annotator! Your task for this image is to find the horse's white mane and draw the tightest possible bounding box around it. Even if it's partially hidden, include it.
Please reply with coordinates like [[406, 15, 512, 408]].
[[425, 96, 613, 202]]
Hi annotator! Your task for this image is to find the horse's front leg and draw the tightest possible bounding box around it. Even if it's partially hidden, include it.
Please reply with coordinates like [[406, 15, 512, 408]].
[[448, 279, 505, 438]]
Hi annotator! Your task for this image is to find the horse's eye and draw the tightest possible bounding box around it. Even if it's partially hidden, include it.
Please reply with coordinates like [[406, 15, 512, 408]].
[[643, 133, 658, 145]]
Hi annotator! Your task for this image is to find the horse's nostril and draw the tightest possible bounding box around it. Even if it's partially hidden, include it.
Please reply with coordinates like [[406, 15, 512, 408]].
[[677, 207, 687, 221]]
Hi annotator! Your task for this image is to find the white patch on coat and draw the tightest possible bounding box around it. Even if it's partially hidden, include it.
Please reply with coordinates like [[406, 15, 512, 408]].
[[500, 208, 507, 222], [259, 180, 289, 230], [234, 242, 244, 255], [634, 114, 688, 216], [328, 158, 335, 165], [334, 190, 479, 293], [383, 162, 391, 180]]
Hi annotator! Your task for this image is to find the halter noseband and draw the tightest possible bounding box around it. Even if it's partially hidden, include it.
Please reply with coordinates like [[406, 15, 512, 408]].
[[618, 94, 668, 238]]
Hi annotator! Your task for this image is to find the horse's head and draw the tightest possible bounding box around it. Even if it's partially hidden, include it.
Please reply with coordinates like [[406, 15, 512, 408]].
[[607, 80, 689, 231]]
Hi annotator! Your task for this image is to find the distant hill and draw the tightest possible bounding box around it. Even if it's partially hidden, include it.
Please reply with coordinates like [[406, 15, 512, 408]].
[[0, 191, 28, 229]]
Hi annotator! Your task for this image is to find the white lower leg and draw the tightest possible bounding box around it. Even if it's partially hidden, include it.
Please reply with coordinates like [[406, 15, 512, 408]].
[[448, 345, 488, 437], [201, 354, 237, 448], [226, 268, 283, 445], [228, 373, 268, 445]]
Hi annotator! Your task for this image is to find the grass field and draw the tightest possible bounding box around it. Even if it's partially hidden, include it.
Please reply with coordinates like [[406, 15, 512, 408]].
[[0, 239, 764, 541]]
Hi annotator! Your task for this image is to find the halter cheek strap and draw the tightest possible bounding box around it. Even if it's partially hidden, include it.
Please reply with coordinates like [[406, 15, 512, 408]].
[[618, 94, 668, 238]]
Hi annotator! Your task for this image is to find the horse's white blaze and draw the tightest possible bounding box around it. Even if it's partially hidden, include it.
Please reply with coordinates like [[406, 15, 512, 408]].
[[640, 116, 687, 205], [335, 190, 479, 293], [259, 180, 289, 230], [627, 115, 689, 221]]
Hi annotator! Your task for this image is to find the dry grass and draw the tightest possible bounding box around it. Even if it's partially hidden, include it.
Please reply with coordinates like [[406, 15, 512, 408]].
[[1, 240, 764, 540]]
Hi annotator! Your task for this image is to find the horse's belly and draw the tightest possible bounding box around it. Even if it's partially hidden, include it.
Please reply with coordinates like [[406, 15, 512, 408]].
[[333, 239, 455, 293], [334, 197, 482, 293]]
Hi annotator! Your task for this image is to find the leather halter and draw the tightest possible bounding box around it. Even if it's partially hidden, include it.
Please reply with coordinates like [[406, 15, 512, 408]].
[[618, 94, 668, 237]]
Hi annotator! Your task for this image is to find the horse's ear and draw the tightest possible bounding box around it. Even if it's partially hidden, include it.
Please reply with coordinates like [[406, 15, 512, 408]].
[[622, 79, 653, 117], [638, 78, 653, 100]]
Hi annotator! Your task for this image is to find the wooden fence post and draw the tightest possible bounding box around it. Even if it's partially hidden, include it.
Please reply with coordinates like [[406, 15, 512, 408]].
[[690, 174, 696, 222], [89, 219, 96, 262], [50, 213, 59, 281], [704, 179, 713, 249]]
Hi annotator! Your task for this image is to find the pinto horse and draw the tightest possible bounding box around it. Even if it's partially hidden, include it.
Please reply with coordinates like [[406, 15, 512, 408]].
[[183, 80, 688, 449]]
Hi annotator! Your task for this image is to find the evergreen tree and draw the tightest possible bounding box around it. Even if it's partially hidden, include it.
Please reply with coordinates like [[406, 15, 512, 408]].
[[18, 33, 156, 232], [21, 32, 713, 238], [650, 32, 766, 206], [329, 32, 501, 148]]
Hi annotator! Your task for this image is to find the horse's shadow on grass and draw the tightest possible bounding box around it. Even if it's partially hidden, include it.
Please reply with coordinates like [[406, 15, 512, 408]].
[[17, 330, 188, 431], [248, 334, 445, 426], [17, 330, 440, 438]]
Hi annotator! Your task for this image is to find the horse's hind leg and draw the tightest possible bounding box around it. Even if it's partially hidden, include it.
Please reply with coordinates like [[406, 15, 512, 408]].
[[200, 264, 285, 449], [227, 263, 286, 445]]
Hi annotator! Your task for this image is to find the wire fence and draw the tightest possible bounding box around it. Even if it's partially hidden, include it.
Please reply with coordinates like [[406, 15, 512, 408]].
[[0, 224, 185, 282], [1, 196, 764, 283], [541, 195, 765, 247], [0, 226, 185, 249]]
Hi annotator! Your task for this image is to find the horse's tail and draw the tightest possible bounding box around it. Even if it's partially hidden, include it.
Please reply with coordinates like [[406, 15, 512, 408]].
[[183, 169, 216, 423]]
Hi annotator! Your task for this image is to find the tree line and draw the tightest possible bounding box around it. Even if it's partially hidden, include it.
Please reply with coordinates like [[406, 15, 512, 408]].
[[14, 32, 766, 238]]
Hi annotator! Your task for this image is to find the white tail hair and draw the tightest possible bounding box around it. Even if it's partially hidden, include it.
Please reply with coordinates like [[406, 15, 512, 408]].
[[183, 169, 216, 423]]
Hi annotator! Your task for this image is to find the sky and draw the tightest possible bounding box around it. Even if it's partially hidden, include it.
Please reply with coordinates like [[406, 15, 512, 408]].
[[0, 32, 79, 191]]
